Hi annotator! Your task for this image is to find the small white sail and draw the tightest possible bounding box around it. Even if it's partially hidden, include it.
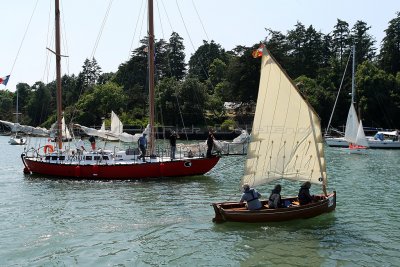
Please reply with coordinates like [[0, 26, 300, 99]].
[[344, 103, 359, 144], [355, 120, 369, 147], [50, 117, 71, 139], [62, 117, 72, 139], [241, 48, 326, 188], [111, 111, 123, 135]]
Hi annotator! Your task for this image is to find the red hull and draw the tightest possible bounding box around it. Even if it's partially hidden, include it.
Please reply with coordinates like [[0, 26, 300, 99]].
[[22, 156, 220, 179], [212, 192, 336, 223]]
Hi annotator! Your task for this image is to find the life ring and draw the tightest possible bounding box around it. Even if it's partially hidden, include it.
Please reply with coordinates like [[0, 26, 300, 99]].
[[44, 144, 54, 153]]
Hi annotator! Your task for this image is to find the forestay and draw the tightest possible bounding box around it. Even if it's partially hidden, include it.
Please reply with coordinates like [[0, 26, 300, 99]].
[[241, 48, 326, 188]]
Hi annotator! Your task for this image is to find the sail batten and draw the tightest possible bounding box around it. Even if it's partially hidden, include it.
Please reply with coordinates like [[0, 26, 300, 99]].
[[242, 48, 326, 188]]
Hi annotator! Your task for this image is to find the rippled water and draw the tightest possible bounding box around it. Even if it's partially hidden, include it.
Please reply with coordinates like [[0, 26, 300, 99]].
[[1, 136, 400, 266]]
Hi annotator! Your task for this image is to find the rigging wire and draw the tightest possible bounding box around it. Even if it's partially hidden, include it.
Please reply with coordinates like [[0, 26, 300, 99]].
[[154, 0, 189, 140], [42, 0, 54, 84], [175, 0, 210, 127], [127, 0, 145, 60], [325, 50, 352, 135], [175, 0, 209, 81], [154, 0, 167, 139], [159, 0, 173, 32], [6, 0, 40, 90], [60, 0, 70, 75], [91, 0, 114, 59], [191, 0, 209, 42]]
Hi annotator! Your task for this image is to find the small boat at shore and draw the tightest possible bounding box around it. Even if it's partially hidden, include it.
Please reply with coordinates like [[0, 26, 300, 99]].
[[212, 45, 336, 223]]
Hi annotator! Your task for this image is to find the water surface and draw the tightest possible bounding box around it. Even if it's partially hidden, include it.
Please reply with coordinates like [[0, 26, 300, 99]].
[[1, 136, 399, 266]]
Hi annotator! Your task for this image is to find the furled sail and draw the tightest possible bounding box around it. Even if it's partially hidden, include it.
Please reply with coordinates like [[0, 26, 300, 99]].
[[0, 119, 49, 136], [241, 48, 326, 188]]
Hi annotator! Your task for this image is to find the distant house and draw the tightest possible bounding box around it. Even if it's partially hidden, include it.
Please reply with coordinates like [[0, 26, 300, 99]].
[[224, 102, 242, 114]]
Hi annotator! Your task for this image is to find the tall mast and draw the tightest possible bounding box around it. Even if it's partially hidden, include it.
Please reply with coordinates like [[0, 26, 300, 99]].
[[55, 0, 63, 149], [148, 0, 155, 155], [351, 45, 355, 104], [15, 89, 19, 123]]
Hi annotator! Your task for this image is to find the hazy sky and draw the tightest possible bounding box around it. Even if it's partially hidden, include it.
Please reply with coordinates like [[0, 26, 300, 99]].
[[1, 0, 398, 92]]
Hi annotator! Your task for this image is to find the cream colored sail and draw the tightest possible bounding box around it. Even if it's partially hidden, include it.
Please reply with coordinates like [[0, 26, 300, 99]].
[[241, 48, 326, 188]]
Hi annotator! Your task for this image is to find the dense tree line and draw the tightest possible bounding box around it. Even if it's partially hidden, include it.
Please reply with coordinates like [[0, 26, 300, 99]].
[[1, 12, 400, 132]]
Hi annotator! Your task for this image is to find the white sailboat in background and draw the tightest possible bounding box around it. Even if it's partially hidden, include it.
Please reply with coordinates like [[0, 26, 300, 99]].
[[325, 46, 376, 153], [50, 117, 72, 142], [9, 90, 26, 145], [344, 103, 368, 153], [344, 46, 368, 153]]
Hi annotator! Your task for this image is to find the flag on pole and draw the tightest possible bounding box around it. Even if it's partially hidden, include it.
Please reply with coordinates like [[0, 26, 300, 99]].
[[252, 44, 265, 58], [0, 75, 10, 86]]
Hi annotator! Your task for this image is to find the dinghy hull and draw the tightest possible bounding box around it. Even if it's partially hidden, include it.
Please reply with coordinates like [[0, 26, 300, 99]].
[[212, 192, 336, 223]]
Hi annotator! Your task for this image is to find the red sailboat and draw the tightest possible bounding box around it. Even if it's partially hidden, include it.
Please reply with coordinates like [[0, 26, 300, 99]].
[[21, 0, 220, 179]]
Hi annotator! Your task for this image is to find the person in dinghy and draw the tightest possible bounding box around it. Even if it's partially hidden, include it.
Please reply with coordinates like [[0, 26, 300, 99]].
[[239, 183, 263, 210]]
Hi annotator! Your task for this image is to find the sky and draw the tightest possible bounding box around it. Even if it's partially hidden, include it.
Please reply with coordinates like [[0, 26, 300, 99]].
[[0, 0, 398, 92]]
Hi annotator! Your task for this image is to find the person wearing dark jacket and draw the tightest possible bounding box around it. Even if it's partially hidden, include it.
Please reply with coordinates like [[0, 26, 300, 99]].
[[268, 184, 283, 209], [206, 130, 215, 158], [169, 130, 179, 160], [240, 183, 262, 210], [298, 181, 314, 205]]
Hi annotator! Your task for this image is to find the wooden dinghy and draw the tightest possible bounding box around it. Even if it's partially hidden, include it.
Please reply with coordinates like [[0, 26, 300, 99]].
[[212, 192, 336, 223], [211, 45, 336, 223]]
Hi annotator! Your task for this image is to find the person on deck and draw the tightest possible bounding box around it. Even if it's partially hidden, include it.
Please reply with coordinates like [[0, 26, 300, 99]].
[[138, 133, 147, 162], [240, 183, 262, 210], [298, 181, 314, 205], [206, 130, 215, 158], [169, 130, 179, 160], [89, 135, 96, 151], [76, 136, 86, 155], [268, 184, 283, 209]]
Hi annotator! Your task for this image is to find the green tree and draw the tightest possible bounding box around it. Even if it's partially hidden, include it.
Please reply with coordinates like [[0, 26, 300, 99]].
[[26, 82, 52, 126], [286, 22, 307, 78], [332, 19, 351, 68], [295, 75, 334, 128], [379, 12, 400, 75], [0, 90, 13, 121], [79, 58, 102, 89], [188, 40, 227, 82], [156, 77, 181, 126], [178, 78, 208, 125], [74, 82, 127, 125], [264, 29, 290, 65], [166, 32, 186, 80], [356, 61, 397, 128], [209, 58, 227, 86], [350, 20, 376, 64], [155, 38, 169, 80], [223, 45, 260, 103], [15, 83, 32, 123]]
